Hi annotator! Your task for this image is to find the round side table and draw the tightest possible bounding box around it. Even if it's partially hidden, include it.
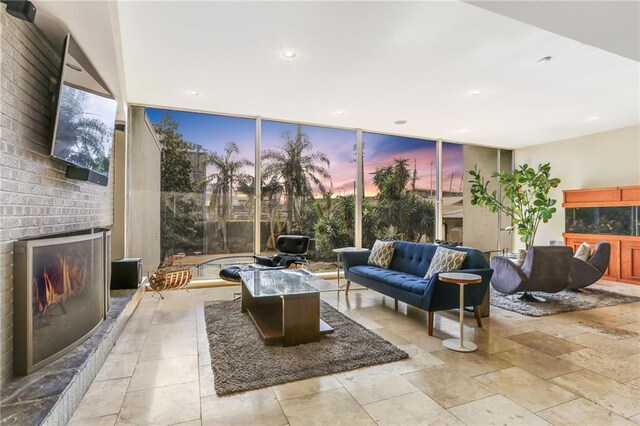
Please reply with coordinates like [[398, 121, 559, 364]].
[[438, 272, 482, 352]]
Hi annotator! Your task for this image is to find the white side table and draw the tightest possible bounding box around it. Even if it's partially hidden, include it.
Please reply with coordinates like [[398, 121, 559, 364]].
[[438, 272, 482, 352], [332, 247, 369, 287]]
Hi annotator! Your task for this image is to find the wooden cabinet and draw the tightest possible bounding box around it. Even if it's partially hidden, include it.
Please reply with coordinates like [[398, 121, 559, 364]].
[[621, 240, 640, 284], [563, 185, 640, 286], [565, 235, 623, 281]]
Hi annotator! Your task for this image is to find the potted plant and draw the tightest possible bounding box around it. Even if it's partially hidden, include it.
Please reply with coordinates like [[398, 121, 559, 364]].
[[468, 163, 561, 249]]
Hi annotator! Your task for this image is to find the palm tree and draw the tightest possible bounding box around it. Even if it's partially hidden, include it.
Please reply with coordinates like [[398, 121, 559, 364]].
[[371, 158, 410, 200], [56, 86, 110, 173], [236, 175, 256, 220], [261, 177, 284, 249], [207, 142, 253, 252], [262, 126, 330, 231]]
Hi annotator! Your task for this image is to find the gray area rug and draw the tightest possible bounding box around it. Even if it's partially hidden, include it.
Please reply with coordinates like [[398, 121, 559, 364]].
[[204, 300, 408, 396], [490, 287, 640, 317]]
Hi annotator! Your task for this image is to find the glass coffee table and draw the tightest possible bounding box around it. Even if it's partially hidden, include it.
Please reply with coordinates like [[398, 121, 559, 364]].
[[239, 269, 340, 346]]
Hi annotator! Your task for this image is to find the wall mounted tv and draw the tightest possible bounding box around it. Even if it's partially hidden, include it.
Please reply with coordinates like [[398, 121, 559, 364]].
[[51, 34, 117, 186]]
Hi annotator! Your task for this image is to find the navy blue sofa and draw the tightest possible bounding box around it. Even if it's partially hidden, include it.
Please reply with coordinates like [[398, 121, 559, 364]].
[[343, 241, 493, 335]]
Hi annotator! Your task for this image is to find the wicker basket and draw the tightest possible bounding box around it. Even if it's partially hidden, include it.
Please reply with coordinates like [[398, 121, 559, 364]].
[[149, 267, 192, 297]]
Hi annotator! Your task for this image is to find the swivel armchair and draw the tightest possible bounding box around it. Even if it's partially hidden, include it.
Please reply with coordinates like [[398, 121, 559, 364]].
[[490, 246, 573, 302], [568, 241, 611, 289]]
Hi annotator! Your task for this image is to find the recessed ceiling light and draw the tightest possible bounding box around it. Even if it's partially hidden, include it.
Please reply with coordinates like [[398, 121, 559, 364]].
[[187, 91, 200, 96], [281, 49, 297, 59], [537, 56, 553, 63], [468, 90, 485, 97], [333, 110, 346, 116], [394, 120, 407, 125], [588, 115, 602, 121], [456, 129, 470, 134]]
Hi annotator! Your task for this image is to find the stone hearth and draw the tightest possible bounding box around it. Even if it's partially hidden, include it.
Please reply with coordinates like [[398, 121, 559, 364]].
[[1, 287, 144, 425]]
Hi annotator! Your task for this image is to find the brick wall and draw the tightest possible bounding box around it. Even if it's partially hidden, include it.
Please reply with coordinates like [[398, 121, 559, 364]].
[[0, 7, 114, 382]]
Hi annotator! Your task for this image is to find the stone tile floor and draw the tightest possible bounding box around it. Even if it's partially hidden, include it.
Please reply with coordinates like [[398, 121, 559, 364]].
[[69, 280, 640, 425]]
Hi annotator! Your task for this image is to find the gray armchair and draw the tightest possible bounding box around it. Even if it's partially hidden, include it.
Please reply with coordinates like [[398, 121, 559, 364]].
[[568, 241, 611, 289], [490, 246, 573, 301]]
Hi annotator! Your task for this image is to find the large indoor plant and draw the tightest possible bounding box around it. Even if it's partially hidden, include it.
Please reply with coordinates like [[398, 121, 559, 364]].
[[468, 163, 561, 248]]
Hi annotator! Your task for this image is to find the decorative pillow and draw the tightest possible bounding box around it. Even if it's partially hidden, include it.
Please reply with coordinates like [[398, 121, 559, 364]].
[[368, 240, 396, 269], [574, 242, 591, 261], [515, 249, 527, 267], [424, 246, 467, 280]]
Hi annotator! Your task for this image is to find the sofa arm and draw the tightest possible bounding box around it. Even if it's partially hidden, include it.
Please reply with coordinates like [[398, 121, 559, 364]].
[[343, 250, 371, 271]]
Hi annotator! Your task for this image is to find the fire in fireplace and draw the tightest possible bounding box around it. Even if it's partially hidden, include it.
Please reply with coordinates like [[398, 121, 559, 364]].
[[34, 249, 88, 321], [13, 231, 108, 375]]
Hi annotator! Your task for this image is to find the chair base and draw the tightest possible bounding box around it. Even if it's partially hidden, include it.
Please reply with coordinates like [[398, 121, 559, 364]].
[[516, 292, 546, 303]]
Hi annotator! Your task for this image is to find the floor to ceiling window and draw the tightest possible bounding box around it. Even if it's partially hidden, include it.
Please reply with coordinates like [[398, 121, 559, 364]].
[[146, 108, 255, 278], [142, 107, 511, 280], [362, 132, 437, 247], [260, 121, 356, 271], [442, 142, 464, 243]]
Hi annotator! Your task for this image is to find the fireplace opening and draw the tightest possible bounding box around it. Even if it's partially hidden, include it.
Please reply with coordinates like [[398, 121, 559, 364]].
[[14, 231, 108, 375]]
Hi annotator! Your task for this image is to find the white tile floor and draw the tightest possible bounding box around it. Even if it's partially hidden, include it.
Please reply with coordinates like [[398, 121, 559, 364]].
[[70, 280, 640, 425]]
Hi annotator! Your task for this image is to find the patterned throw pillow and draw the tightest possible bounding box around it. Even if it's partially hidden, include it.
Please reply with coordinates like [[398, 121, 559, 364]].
[[368, 240, 396, 269], [424, 246, 467, 280], [574, 242, 591, 261]]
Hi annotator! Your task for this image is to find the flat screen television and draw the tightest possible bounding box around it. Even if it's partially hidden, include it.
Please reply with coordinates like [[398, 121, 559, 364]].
[[51, 34, 117, 186]]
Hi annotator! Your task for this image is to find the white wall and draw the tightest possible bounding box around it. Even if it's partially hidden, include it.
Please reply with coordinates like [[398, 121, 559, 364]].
[[128, 107, 161, 273], [111, 129, 126, 260], [463, 145, 501, 251], [514, 125, 640, 248]]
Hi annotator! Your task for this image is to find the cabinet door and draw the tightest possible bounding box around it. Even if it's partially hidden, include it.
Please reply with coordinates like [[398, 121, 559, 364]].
[[621, 240, 640, 285], [566, 237, 620, 281]]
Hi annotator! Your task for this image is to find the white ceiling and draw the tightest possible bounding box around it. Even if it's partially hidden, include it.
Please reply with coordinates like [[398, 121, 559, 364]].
[[467, 1, 640, 62], [34, 1, 640, 149], [34, 0, 128, 120]]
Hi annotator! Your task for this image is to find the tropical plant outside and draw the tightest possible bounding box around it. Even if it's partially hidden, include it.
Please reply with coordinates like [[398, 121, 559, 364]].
[[207, 142, 253, 252], [155, 114, 202, 260], [468, 162, 561, 247], [262, 126, 331, 233]]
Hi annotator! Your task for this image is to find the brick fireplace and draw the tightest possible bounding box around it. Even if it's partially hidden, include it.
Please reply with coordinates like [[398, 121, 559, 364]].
[[0, 6, 114, 382]]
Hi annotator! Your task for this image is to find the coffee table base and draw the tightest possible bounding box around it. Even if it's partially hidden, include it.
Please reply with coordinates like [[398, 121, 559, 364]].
[[442, 338, 477, 352], [242, 283, 334, 346]]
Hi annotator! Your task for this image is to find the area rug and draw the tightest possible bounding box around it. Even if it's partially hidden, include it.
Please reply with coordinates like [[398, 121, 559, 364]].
[[204, 300, 408, 395], [490, 287, 640, 317]]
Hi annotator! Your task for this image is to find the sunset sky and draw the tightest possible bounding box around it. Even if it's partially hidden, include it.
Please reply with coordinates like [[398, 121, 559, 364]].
[[146, 108, 464, 196]]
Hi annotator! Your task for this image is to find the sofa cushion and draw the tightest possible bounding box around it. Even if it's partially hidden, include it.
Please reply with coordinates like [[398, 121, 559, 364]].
[[388, 242, 436, 277], [424, 246, 467, 279], [349, 265, 428, 295], [368, 240, 396, 269]]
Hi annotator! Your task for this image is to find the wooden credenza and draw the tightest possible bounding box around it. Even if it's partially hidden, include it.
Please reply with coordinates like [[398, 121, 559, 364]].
[[563, 185, 640, 285]]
